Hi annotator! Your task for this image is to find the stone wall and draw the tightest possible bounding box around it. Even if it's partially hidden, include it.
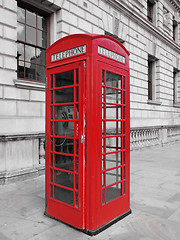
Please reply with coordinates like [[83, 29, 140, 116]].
[[0, 134, 45, 184]]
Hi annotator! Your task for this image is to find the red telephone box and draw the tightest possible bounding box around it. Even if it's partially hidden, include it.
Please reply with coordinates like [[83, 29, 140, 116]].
[[45, 34, 131, 235]]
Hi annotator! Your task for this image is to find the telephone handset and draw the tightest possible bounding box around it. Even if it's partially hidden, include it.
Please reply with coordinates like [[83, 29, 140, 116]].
[[55, 106, 74, 148], [61, 111, 69, 128]]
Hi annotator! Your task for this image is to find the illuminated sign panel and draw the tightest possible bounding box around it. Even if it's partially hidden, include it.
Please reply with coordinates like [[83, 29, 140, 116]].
[[51, 45, 86, 62], [98, 46, 125, 63]]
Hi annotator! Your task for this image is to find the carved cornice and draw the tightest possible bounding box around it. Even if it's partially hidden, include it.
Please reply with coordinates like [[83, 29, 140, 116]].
[[169, 0, 180, 12], [17, 0, 61, 13], [104, 0, 180, 52]]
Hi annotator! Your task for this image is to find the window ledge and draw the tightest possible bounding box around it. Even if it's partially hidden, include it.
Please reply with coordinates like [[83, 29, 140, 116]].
[[14, 79, 45, 91], [147, 100, 162, 105], [173, 103, 180, 108]]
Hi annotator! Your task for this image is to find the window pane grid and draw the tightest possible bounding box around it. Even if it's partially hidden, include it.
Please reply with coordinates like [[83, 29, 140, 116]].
[[50, 70, 80, 209], [102, 70, 126, 205], [17, 40, 46, 50], [17, 5, 47, 82]]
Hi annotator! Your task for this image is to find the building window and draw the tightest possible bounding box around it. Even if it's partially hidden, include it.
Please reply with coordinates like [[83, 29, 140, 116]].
[[173, 18, 178, 42], [147, 0, 154, 23], [17, 5, 48, 82], [173, 68, 179, 104], [148, 55, 158, 101], [148, 59, 153, 100]]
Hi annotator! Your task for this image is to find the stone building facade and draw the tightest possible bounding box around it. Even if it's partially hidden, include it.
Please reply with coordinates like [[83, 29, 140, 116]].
[[0, 0, 180, 183]]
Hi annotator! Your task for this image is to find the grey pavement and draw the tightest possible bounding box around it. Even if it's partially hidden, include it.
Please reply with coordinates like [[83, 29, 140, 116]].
[[0, 141, 180, 240]]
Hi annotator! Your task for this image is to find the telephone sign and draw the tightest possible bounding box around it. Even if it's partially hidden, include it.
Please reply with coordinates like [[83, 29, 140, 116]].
[[98, 46, 125, 63], [51, 45, 86, 62], [45, 34, 131, 235]]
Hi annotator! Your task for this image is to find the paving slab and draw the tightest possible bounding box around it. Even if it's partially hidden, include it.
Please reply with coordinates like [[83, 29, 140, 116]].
[[0, 141, 180, 240]]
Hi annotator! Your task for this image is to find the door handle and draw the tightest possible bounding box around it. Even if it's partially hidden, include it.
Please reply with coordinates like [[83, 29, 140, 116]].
[[81, 134, 85, 144]]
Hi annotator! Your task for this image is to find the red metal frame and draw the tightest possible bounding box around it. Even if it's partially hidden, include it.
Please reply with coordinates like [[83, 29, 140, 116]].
[[45, 34, 130, 234]]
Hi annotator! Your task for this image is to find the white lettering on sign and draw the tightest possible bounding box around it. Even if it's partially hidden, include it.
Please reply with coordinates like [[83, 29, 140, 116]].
[[98, 46, 125, 63], [51, 45, 86, 62]]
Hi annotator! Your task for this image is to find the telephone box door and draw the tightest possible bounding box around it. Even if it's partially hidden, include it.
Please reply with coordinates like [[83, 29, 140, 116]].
[[94, 61, 130, 229], [45, 61, 86, 229]]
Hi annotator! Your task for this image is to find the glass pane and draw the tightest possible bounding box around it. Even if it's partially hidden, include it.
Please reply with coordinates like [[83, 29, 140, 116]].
[[102, 155, 105, 170], [123, 107, 125, 119], [17, 22, 25, 41], [102, 138, 105, 154], [123, 181, 125, 195], [106, 105, 121, 119], [106, 121, 121, 135], [106, 152, 122, 170], [106, 88, 122, 104], [102, 172, 105, 187], [76, 69, 79, 84], [37, 15, 46, 31], [17, 6, 25, 23], [55, 70, 74, 88], [25, 62, 35, 80], [51, 137, 53, 151], [102, 70, 105, 84], [106, 72, 122, 89], [106, 137, 121, 153], [123, 166, 125, 180], [51, 91, 53, 104], [75, 192, 78, 208], [26, 9, 36, 27], [37, 65, 45, 82], [51, 75, 53, 89], [54, 186, 74, 206], [102, 189, 105, 204], [55, 138, 74, 154], [123, 92, 125, 104], [25, 45, 35, 62], [75, 174, 78, 190], [54, 170, 73, 188], [50, 168, 53, 183], [17, 60, 24, 78], [76, 105, 79, 119], [76, 87, 79, 102], [36, 48, 46, 65], [102, 87, 105, 102], [55, 122, 74, 137], [51, 121, 53, 135], [106, 183, 122, 203], [50, 184, 53, 198], [76, 140, 79, 155], [51, 153, 53, 167], [102, 104, 105, 119], [55, 105, 74, 120], [55, 154, 74, 171], [55, 88, 74, 104], [26, 25, 36, 45], [106, 168, 122, 186], [102, 121, 105, 136], [123, 151, 125, 165], [123, 137, 125, 149], [76, 157, 79, 172], [37, 30, 47, 48], [17, 43, 24, 61], [123, 76, 125, 89]]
